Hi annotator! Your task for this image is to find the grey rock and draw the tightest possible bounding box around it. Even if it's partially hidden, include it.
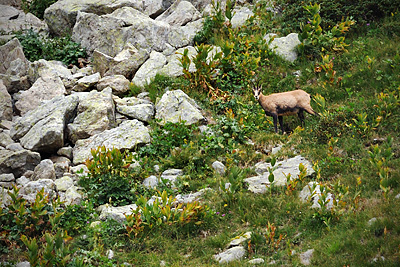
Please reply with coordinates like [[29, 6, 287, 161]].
[[160, 168, 183, 187], [299, 182, 334, 210], [0, 149, 41, 177], [264, 33, 301, 63], [16, 176, 30, 186], [0, 79, 13, 121], [23, 179, 56, 199], [160, 46, 197, 77], [156, 1, 201, 26], [0, 173, 15, 182], [248, 258, 264, 265], [0, 130, 13, 147], [44, 0, 147, 36], [15, 261, 31, 267], [114, 96, 155, 122], [72, 72, 101, 92], [93, 45, 149, 79], [51, 156, 71, 178], [132, 51, 167, 87], [228, 232, 252, 248], [367, 217, 377, 226], [0, 38, 31, 93], [167, 19, 203, 49], [73, 119, 151, 164], [72, 7, 170, 57], [143, 175, 159, 189], [299, 249, 314, 266], [6, 143, 24, 151], [175, 188, 210, 204], [155, 90, 205, 125], [231, 6, 253, 28], [245, 156, 314, 193], [15, 70, 66, 115], [61, 186, 82, 206], [212, 161, 226, 175], [0, 5, 45, 35], [57, 146, 73, 160], [98, 203, 137, 223], [213, 246, 246, 264], [68, 88, 115, 144], [31, 159, 56, 181], [55, 176, 74, 192], [11, 95, 79, 153], [97, 75, 130, 96], [29, 59, 72, 84]]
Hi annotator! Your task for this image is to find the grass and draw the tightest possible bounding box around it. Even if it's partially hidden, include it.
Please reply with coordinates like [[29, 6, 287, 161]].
[[2, 2, 400, 267]]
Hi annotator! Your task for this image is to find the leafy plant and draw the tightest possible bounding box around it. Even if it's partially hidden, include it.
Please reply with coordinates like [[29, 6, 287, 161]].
[[125, 191, 212, 239], [15, 29, 86, 65], [0, 185, 62, 252], [79, 146, 141, 207], [139, 121, 193, 161], [298, 3, 355, 59], [21, 0, 57, 19]]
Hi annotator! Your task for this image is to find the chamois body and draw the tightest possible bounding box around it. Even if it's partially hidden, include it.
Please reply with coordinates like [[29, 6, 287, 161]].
[[253, 87, 318, 133]]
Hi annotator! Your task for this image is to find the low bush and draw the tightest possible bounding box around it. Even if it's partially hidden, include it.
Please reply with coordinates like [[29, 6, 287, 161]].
[[16, 29, 86, 66], [79, 146, 143, 207]]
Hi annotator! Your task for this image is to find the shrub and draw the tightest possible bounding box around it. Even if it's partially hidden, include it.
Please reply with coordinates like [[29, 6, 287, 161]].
[[79, 146, 142, 207], [125, 191, 212, 239], [21, 0, 57, 19], [15, 29, 87, 65], [0, 186, 62, 253], [139, 121, 193, 160], [276, 0, 398, 33]]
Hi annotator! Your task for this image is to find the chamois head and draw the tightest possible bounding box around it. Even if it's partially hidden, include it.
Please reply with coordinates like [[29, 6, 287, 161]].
[[251, 79, 263, 101]]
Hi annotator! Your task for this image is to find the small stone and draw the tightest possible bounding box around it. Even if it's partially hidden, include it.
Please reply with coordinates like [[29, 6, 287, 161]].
[[300, 249, 314, 266], [248, 258, 264, 265], [212, 160, 226, 175]]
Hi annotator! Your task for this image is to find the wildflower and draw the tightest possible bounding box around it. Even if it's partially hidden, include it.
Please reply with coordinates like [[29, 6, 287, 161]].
[[367, 23, 370, 26], [222, 214, 226, 217], [307, 21, 311, 24], [224, 204, 228, 207], [216, 212, 220, 215]]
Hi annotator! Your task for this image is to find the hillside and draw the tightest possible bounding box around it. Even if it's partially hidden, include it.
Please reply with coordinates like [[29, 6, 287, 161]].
[[1, 0, 400, 266]]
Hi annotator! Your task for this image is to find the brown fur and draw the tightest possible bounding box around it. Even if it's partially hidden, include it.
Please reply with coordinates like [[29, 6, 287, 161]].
[[253, 86, 318, 133]]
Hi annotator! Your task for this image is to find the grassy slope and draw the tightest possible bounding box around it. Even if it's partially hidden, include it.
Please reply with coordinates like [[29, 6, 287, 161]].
[[3, 3, 400, 267], [114, 14, 400, 267]]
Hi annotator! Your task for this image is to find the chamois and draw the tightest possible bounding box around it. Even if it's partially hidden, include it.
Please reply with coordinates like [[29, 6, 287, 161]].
[[252, 84, 318, 133]]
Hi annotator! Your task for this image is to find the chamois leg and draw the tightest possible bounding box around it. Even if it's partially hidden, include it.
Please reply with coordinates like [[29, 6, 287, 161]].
[[298, 110, 305, 127], [278, 116, 284, 133], [272, 114, 278, 133]]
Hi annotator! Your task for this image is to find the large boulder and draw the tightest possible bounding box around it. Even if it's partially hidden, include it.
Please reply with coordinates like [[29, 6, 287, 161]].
[[155, 0, 201, 26], [93, 44, 149, 79], [231, 6, 253, 28], [155, 89, 206, 125], [132, 51, 167, 87], [0, 38, 31, 93], [0, 5, 46, 35], [264, 33, 301, 63], [44, 0, 144, 36], [0, 79, 13, 121], [97, 75, 130, 96], [67, 88, 116, 144], [72, 7, 171, 57], [15, 70, 66, 115], [114, 96, 155, 123], [11, 95, 79, 153], [0, 149, 41, 178], [72, 119, 151, 164], [160, 46, 197, 77], [244, 156, 314, 193], [31, 159, 56, 181]]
